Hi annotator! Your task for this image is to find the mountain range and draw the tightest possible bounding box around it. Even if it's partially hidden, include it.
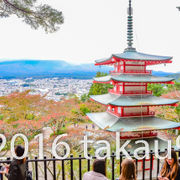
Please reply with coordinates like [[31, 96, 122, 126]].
[[0, 60, 179, 79], [0, 60, 112, 79]]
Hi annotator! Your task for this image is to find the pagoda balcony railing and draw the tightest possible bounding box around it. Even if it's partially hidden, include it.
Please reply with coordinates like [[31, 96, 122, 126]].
[[123, 90, 152, 95], [110, 70, 152, 75], [109, 89, 152, 95], [124, 70, 152, 74], [121, 131, 158, 139], [123, 111, 155, 117], [108, 110, 155, 117]]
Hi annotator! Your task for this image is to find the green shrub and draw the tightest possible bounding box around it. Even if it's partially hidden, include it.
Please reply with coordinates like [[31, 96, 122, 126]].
[[5, 115, 18, 123], [52, 126, 67, 136], [0, 114, 3, 120], [80, 104, 90, 116], [25, 113, 35, 120]]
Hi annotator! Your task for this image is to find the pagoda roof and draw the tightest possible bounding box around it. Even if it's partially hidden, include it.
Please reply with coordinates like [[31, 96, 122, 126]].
[[113, 50, 172, 61], [87, 112, 180, 132], [90, 94, 179, 106], [94, 74, 174, 83], [95, 50, 172, 65], [95, 57, 112, 64]]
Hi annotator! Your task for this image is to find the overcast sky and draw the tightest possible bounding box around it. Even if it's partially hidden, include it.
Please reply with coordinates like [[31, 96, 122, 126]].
[[0, 0, 180, 72]]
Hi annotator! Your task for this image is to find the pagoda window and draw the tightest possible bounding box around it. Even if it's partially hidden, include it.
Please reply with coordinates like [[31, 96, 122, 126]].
[[118, 107, 121, 114], [120, 66, 124, 73], [119, 86, 123, 93], [112, 108, 115, 112], [117, 62, 120, 72], [114, 64, 116, 72], [115, 66, 118, 72]]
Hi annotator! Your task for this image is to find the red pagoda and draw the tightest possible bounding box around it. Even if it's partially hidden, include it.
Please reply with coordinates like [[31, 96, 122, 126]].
[[87, 0, 180, 153]]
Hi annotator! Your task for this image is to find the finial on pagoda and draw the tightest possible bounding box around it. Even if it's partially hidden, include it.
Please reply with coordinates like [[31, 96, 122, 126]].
[[124, 0, 136, 52]]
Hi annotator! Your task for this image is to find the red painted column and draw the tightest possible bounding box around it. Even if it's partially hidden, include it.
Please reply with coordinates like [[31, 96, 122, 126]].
[[123, 62, 125, 73], [117, 62, 120, 73], [117, 85, 119, 93], [145, 83, 147, 93], [120, 107, 123, 117], [123, 83, 125, 94], [147, 106, 149, 115], [144, 65, 146, 73], [145, 62, 147, 73], [122, 107, 124, 117]]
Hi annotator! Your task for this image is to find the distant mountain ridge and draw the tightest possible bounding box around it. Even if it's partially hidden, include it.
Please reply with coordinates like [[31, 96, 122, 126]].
[[0, 60, 179, 79], [0, 60, 107, 74], [151, 71, 174, 77], [167, 73, 180, 82], [0, 60, 112, 79]]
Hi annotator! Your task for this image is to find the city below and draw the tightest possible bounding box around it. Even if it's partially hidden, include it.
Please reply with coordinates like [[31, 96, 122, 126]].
[[0, 78, 92, 101]]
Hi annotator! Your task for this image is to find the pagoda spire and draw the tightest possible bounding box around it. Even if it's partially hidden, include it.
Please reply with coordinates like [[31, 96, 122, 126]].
[[125, 0, 136, 51]]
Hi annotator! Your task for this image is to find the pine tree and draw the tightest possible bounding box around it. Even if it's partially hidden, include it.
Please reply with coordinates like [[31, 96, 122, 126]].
[[0, 0, 64, 33]]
